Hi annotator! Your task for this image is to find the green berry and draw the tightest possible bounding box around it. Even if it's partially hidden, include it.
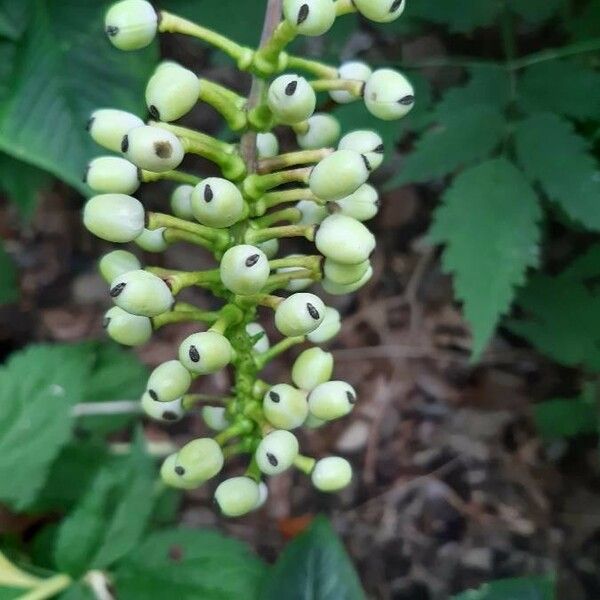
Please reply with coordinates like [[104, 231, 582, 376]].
[[123, 125, 184, 172], [335, 184, 379, 221], [178, 330, 232, 374], [215, 477, 260, 517], [364, 68, 414, 121], [141, 391, 185, 423], [135, 228, 169, 252], [255, 482, 268, 509], [110, 269, 173, 317], [146, 61, 201, 122], [105, 0, 158, 50], [297, 199, 329, 225], [267, 74, 316, 125], [283, 0, 336, 36], [103, 306, 152, 346], [257, 132, 279, 158], [84, 156, 140, 194], [171, 185, 195, 220], [291, 347, 333, 391], [220, 245, 270, 295], [255, 430, 299, 475], [353, 0, 406, 22], [274, 292, 325, 337], [309, 150, 370, 201], [175, 437, 224, 483], [147, 359, 192, 402], [323, 257, 370, 285], [330, 61, 372, 104], [83, 193, 145, 243], [306, 306, 341, 343], [308, 380, 356, 420], [339, 131, 384, 171], [297, 113, 341, 150], [246, 322, 270, 353], [315, 214, 375, 264], [278, 254, 313, 292], [257, 238, 279, 259], [88, 109, 144, 153], [160, 454, 203, 489], [322, 264, 373, 295], [191, 178, 245, 228], [202, 406, 229, 431], [311, 456, 352, 492], [263, 383, 308, 430], [99, 250, 141, 283]]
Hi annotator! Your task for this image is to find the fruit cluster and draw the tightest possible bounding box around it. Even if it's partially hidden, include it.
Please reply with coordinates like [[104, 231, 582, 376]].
[[85, 0, 413, 517]]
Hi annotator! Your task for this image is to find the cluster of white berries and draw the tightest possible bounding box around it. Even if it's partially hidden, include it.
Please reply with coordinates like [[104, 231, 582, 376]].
[[85, 0, 414, 517]]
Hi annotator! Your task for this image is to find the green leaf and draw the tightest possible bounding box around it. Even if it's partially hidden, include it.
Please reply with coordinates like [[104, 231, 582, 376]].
[[114, 528, 267, 599], [452, 575, 555, 599], [0, 0, 156, 193], [58, 584, 95, 600], [507, 0, 562, 23], [534, 392, 598, 440], [0, 0, 32, 41], [54, 432, 154, 577], [0, 241, 18, 304], [518, 61, 600, 121], [395, 105, 506, 185], [429, 158, 542, 359], [261, 516, 365, 600], [0, 344, 88, 509], [406, 0, 500, 33], [514, 113, 600, 231]]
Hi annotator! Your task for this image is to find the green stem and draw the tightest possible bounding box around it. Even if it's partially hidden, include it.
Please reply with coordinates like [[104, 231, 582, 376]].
[[150, 121, 233, 154], [147, 212, 228, 246], [153, 307, 221, 329], [266, 268, 315, 288], [243, 168, 312, 199], [255, 335, 305, 368], [510, 37, 600, 70], [293, 454, 316, 475], [252, 207, 301, 228], [310, 79, 363, 96], [253, 20, 296, 74], [245, 223, 315, 244], [258, 148, 332, 173], [285, 55, 338, 79], [269, 255, 322, 271], [182, 394, 233, 410], [162, 228, 215, 252], [17, 575, 72, 600], [215, 421, 253, 445], [210, 304, 244, 335], [147, 266, 221, 294], [252, 187, 320, 216], [141, 169, 201, 186], [199, 80, 248, 131]]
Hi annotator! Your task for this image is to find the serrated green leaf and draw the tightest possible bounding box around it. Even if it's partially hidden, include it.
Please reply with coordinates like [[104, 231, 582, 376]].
[[518, 61, 600, 120], [0, 154, 50, 220], [0, 242, 18, 305], [507, 0, 562, 23], [261, 516, 365, 600], [429, 158, 542, 359], [0, 0, 156, 193], [114, 528, 266, 600], [395, 105, 506, 185], [0, 345, 88, 509], [54, 432, 154, 577], [514, 113, 600, 231], [406, 0, 500, 33], [534, 394, 598, 440], [452, 575, 555, 599], [0, 0, 32, 41]]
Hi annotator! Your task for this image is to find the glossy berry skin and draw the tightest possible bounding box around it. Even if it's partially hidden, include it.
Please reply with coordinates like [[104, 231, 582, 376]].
[[103, 306, 152, 346], [219, 245, 270, 295], [85, 156, 140, 194], [83, 193, 145, 243], [274, 292, 325, 337], [105, 0, 158, 50], [170, 185, 195, 220], [256, 430, 299, 475], [109, 270, 174, 317], [256, 132, 279, 158], [309, 150, 369, 201], [146, 61, 201, 122], [246, 322, 270, 353], [311, 457, 352, 492], [88, 109, 144, 153], [147, 360, 192, 403], [330, 61, 372, 104], [178, 330, 233, 374], [141, 392, 185, 423], [135, 228, 168, 253], [267, 74, 316, 125], [296, 200, 328, 225], [99, 250, 141, 284], [283, 0, 336, 36], [315, 214, 375, 265], [308, 380, 357, 421], [255, 482, 268, 509], [123, 125, 184, 172], [160, 454, 203, 489], [291, 347, 333, 391], [263, 383, 308, 430], [364, 68, 414, 121], [215, 477, 260, 517], [353, 0, 406, 23], [323, 258, 370, 285], [191, 178, 245, 228], [175, 438, 224, 483], [339, 131, 384, 171], [202, 406, 229, 431], [336, 183, 379, 221], [322, 265, 373, 295], [306, 306, 341, 344], [297, 113, 341, 150]]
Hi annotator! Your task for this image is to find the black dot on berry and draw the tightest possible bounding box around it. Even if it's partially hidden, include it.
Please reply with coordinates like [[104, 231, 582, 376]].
[[121, 135, 129, 153], [374, 144, 385, 154], [306, 303, 320, 320], [399, 94, 415, 106], [390, 0, 403, 12], [174, 466, 185, 475], [285, 80, 298, 96], [245, 254, 260, 267], [149, 104, 161, 120], [102, 317, 110, 329], [154, 141, 173, 159], [105, 25, 119, 37], [148, 389, 159, 401], [162, 411, 179, 421], [204, 184, 214, 202], [297, 4, 310, 25], [269, 391, 281, 403], [110, 282, 126, 297], [347, 391, 356, 404], [266, 452, 278, 467], [361, 154, 372, 171], [85, 117, 95, 132], [189, 345, 200, 363]]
